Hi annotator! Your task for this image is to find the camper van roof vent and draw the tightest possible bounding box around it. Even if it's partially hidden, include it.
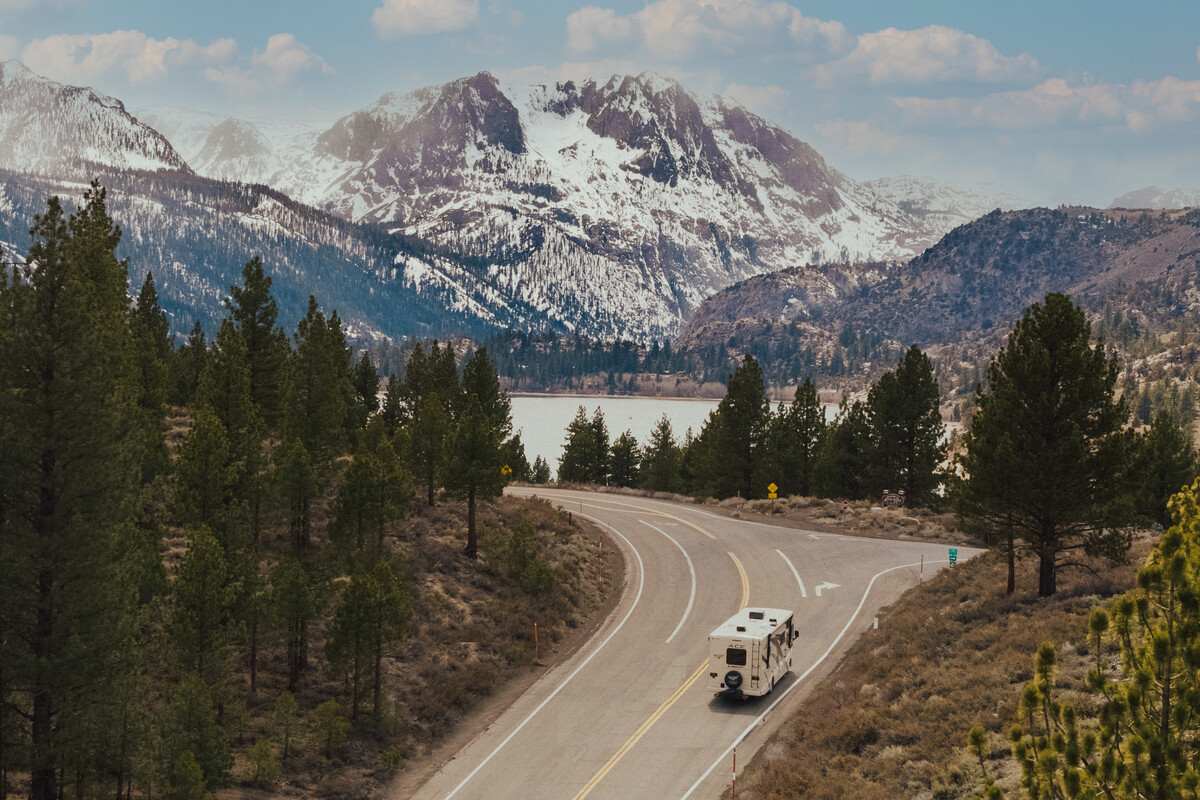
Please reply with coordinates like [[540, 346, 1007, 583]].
[[748, 611, 764, 620], [736, 626, 746, 632]]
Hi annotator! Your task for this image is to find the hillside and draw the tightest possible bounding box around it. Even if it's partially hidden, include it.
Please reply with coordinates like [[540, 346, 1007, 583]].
[[678, 206, 1200, 384]]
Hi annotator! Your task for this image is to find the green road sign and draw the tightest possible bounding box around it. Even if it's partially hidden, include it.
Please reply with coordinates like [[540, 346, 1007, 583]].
[[949, 548, 958, 564]]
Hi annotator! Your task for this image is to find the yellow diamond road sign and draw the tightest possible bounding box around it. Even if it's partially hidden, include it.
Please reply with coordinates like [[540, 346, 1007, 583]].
[[501, 465, 512, 475], [767, 483, 778, 494]]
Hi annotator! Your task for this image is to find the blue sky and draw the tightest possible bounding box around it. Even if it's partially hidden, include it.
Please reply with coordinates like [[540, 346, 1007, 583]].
[[2, 0, 1198, 205]]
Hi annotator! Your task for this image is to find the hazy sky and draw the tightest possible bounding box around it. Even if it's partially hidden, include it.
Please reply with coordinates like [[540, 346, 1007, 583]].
[[2, 0, 1198, 205]]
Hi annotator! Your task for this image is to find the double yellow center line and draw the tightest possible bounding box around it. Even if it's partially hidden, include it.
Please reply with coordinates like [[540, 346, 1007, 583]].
[[570, 550, 750, 800]]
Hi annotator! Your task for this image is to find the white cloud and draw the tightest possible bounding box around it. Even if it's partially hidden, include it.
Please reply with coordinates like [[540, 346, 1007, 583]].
[[723, 82, 788, 114], [0, 34, 18, 60], [811, 25, 1041, 87], [566, 0, 848, 62], [372, 0, 479, 38], [204, 34, 334, 97], [22, 30, 233, 85], [814, 119, 910, 157], [892, 76, 1200, 132]]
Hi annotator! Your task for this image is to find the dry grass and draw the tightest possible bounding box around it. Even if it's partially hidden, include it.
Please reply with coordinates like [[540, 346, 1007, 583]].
[[730, 537, 1152, 800]]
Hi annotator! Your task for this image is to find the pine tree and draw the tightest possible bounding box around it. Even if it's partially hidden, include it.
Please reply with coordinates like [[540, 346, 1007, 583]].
[[590, 408, 611, 484], [501, 432, 532, 482], [274, 436, 318, 552], [530, 455, 552, 484], [287, 297, 355, 468], [130, 270, 172, 482], [558, 406, 599, 483], [813, 398, 872, 500], [158, 673, 232, 793], [225, 257, 288, 429], [640, 415, 682, 493], [172, 320, 208, 407], [409, 392, 451, 506], [170, 527, 237, 691], [609, 431, 640, 487], [174, 406, 239, 541], [1135, 411, 1199, 527], [272, 559, 315, 692], [765, 378, 825, 497], [957, 293, 1137, 597], [349, 352, 380, 434], [325, 560, 411, 720], [0, 186, 144, 800], [694, 355, 771, 498], [443, 397, 506, 559], [329, 436, 412, 564], [866, 346, 945, 504]]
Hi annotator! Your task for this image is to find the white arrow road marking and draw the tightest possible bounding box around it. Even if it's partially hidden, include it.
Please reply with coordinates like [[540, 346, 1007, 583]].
[[641, 520, 697, 644], [680, 559, 950, 799], [775, 549, 806, 598], [814, 582, 840, 597]]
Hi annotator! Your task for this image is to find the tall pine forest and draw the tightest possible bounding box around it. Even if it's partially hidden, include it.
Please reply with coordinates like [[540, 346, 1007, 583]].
[[0, 186, 611, 800]]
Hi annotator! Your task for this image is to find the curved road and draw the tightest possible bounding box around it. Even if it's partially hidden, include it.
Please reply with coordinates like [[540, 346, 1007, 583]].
[[408, 488, 981, 800]]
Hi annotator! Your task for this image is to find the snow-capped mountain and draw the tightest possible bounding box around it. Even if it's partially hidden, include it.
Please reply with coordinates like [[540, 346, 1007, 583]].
[[862, 175, 1027, 233], [1109, 186, 1200, 210], [161, 72, 942, 339], [0, 60, 187, 175]]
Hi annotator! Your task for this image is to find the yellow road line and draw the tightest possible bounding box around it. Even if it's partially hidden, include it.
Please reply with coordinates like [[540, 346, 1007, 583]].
[[571, 659, 709, 800], [569, 495, 719, 540], [729, 552, 749, 610]]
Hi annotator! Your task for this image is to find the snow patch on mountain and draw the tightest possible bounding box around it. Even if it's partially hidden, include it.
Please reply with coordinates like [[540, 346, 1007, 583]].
[[863, 175, 1028, 236], [0, 60, 188, 176], [1109, 186, 1200, 210]]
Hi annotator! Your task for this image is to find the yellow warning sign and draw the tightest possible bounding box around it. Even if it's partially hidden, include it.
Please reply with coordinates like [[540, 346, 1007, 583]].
[[501, 465, 512, 475]]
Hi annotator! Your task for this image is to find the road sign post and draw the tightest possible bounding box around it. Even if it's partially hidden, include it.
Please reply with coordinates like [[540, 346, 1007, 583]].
[[949, 548, 958, 565], [767, 482, 778, 499]]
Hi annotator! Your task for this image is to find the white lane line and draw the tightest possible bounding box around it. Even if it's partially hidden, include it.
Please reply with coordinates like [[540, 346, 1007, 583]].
[[679, 559, 950, 800], [442, 511, 646, 800], [642, 520, 697, 644], [775, 549, 806, 599]]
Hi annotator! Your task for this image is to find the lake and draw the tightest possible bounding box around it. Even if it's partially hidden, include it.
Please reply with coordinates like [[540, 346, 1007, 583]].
[[510, 394, 801, 472]]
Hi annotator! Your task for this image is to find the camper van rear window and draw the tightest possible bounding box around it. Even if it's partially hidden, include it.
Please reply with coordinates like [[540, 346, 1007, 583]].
[[726, 648, 747, 666]]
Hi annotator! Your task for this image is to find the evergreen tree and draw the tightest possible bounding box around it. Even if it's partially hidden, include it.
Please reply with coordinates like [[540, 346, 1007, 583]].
[[1006, 478, 1200, 798], [609, 431, 640, 488], [225, 257, 288, 429], [640, 415, 683, 493], [590, 408, 611, 485], [130, 270, 172, 482], [1136, 411, 1198, 527], [443, 397, 506, 558], [813, 398, 872, 500], [349, 352, 380, 434], [409, 392, 451, 506], [158, 673, 232, 793], [325, 560, 411, 720], [274, 436, 318, 552], [287, 297, 355, 468], [866, 346, 945, 504], [501, 432, 532, 482], [558, 406, 599, 483], [0, 186, 143, 800], [272, 559, 315, 692], [694, 355, 771, 498], [957, 293, 1137, 597], [172, 320, 208, 407], [173, 406, 238, 541], [530, 455, 552, 485], [170, 527, 237, 691], [329, 435, 412, 564], [765, 378, 825, 497]]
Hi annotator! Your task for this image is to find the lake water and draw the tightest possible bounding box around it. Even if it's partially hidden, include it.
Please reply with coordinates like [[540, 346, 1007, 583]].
[[510, 394, 796, 472]]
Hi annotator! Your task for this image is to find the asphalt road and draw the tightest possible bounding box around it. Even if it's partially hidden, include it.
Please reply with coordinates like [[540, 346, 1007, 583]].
[[408, 488, 982, 800]]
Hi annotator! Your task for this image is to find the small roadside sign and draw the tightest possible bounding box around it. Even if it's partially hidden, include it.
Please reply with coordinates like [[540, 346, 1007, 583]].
[[501, 465, 512, 476], [767, 482, 778, 499], [949, 548, 958, 565]]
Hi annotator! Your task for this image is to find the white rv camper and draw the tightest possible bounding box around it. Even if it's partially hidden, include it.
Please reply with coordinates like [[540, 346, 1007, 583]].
[[707, 607, 795, 699]]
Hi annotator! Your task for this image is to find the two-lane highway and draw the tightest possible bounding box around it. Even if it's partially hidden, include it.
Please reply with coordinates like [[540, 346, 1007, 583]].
[[407, 489, 981, 800]]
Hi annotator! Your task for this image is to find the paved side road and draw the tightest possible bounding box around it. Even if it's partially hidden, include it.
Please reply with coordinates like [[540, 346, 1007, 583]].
[[405, 488, 982, 800]]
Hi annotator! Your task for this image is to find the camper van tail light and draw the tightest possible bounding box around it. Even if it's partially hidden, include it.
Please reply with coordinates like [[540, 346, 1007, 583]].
[[710, 673, 718, 679]]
